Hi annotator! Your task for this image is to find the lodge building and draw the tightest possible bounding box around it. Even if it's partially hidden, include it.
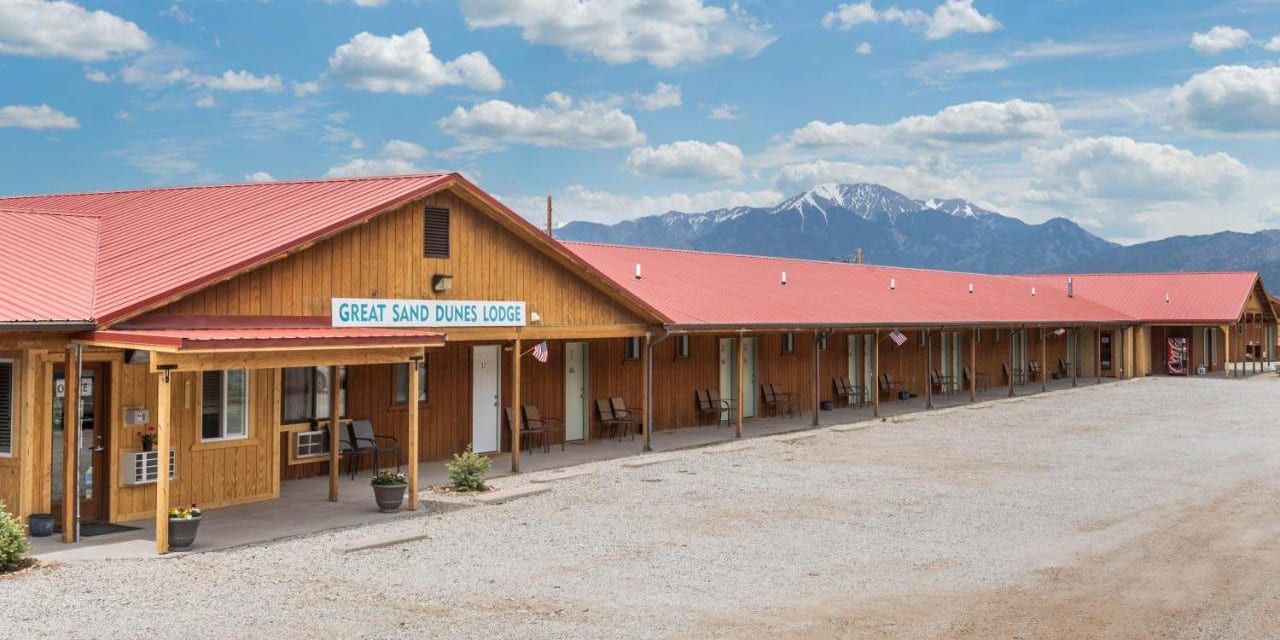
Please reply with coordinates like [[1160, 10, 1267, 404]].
[[0, 173, 1274, 554]]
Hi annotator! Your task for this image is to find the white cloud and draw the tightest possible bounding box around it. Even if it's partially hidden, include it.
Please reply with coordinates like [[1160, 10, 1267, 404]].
[[856, 41, 872, 55], [119, 138, 213, 183], [293, 80, 321, 97], [121, 61, 283, 93], [1170, 65, 1280, 133], [708, 104, 741, 120], [635, 82, 682, 111], [230, 106, 307, 141], [458, 0, 774, 68], [382, 139, 427, 160], [1266, 35, 1280, 52], [160, 4, 193, 24], [438, 93, 645, 150], [194, 94, 216, 108], [770, 99, 1061, 162], [244, 171, 276, 183], [84, 68, 111, 82], [114, 110, 131, 120], [328, 28, 503, 94], [1026, 136, 1249, 204], [1189, 26, 1250, 55], [822, 0, 998, 40], [0, 104, 79, 129], [0, 0, 150, 61], [625, 140, 744, 182], [910, 37, 1159, 82], [197, 69, 283, 92], [500, 185, 784, 224], [325, 157, 420, 178], [774, 159, 977, 199]]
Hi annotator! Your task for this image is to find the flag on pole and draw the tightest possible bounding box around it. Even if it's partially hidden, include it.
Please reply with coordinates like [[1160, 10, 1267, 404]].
[[531, 341, 549, 363], [1052, 328, 1067, 336], [888, 330, 907, 346]]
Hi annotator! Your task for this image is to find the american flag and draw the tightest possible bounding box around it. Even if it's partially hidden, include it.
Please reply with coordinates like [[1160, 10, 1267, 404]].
[[888, 330, 907, 346], [531, 341, 549, 363], [1052, 328, 1067, 336]]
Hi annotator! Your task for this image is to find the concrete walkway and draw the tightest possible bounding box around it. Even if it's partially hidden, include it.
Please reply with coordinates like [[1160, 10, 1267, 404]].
[[29, 375, 1121, 561]]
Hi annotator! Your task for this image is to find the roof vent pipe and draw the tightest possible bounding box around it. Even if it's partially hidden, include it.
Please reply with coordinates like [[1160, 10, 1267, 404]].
[[634, 263, 642, 280], [889, 277, 896, 290], [855, 248, 864, 264], [781, 271, 787, 286], [1031, 286, 1037, 297], [1165, 293, 1170, 304], [1067, 277, 1074, 298], [968, 283, 974, 294]]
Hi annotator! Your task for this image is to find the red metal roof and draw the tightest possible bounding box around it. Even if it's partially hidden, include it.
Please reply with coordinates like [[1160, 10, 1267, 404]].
[[1026, 272, 1265, 324], [0, 208, 99, 324], [563, 242, 1135, 327], [78, 327, 444, 352], [0, 173, 456, 324]]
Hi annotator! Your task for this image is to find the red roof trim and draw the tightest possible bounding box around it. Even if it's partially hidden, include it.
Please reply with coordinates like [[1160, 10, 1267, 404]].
[[78, 328, 445, 351]]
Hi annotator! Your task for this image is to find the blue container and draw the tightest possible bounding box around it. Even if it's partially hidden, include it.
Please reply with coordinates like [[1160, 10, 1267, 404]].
[[28, 513, 54, 537]]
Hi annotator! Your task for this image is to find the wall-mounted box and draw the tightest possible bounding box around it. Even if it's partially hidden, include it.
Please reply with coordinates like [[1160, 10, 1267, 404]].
[[124, 408, 149, 425], [121, 449, 176, 486]]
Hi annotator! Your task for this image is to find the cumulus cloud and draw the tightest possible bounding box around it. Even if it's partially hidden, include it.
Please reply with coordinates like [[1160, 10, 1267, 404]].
[[121, 60, 283, 93], [84, 68, 111, 82], [774, 159, 977, 199], [1266, 35, 1280, 52], [856, 41, 872, 55], [458, 0, 774, 68], [292, 80, 321, 97], [244, 171, 276, 183], [1170, 65, 1280, 133], [1189, 26, 1250, 55], [1026, 136, 1249, 204], [500, 185, 783, 224], [438, 93, 645, 151], [708, 104, 741, 120], [325, 139, 431, 177], [382, 139, 427, 160], [328, 28, 503, 94], [625, 140, 744, 182], [770, 99, 1061, 162], [635, 83, 682, 111], [822, 0, 999, 40], [0, 0, 150, 61], [0, 104, 79, 129]]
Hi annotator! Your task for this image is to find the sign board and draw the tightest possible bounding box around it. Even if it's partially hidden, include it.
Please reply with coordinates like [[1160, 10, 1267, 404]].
[[332, 298, 526, 328], [54, 377, 93, 399]]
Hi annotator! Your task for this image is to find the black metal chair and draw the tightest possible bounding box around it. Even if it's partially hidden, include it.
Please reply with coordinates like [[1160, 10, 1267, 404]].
[[336, 425, 373, 480], [349, 419, 401, 473]]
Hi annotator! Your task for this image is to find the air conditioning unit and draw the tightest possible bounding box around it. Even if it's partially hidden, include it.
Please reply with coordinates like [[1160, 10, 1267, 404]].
[[294, 429, 329, 459], [121, 449, 176, 486]]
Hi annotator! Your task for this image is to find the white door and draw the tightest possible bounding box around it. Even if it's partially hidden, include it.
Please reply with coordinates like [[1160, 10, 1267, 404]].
[[848, 335, 861, 387], [564, 342, 588, 441], [719, 337, 759, 418], [471, 345, 501, 453]]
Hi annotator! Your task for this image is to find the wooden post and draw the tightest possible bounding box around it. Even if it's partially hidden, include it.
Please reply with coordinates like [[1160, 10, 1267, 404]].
[[924, 329, 933, 410], [1125, 326, 1135, 379], [812, 330, 820, 426], [1008, 328, 1016, 397], [1096, 327, 1102, 383], [1040, 327, 1048, 393], [735, 333, 744, 438], [511, 338, 522, 472], [328, 365, 340, 502], [407, 357, 420, 510], [641, 334, 651, 447], [62, 347, 80, 543], [873, 329, 881, 418], [1071, 328, 1079, 388], [1223, 325, 1231, 379], [969, 329, 977, 402], [155, 365, 174, 555]]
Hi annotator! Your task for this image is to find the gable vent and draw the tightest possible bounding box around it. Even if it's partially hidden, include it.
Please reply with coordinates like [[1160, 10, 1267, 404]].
[[0, 361, 12, 456], [422, 207, 450, 258]]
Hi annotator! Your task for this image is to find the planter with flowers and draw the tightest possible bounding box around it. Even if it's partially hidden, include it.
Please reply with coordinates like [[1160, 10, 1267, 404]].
[[138, 427, 158, 452], [371, 471, 407, 513], [167, 504, 202, 549]]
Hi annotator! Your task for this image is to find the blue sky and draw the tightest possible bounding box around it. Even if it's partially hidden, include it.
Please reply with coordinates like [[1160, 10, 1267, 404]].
[[3, 0, 1280, 243]]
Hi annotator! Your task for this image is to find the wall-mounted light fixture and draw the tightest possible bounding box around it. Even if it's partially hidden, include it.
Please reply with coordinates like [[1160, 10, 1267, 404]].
[[529, 311, 542, 323], [432, 274, 454, 292]]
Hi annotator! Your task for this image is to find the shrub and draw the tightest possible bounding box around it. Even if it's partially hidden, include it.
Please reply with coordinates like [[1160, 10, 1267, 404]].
[[371, 470, 407, 486], [446, 444, 490, 491], [0, 501, 29, 573]]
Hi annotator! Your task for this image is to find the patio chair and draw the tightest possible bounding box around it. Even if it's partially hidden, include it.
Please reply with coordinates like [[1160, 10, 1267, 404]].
[[595, 398, 636, 441], [760, 384, 787, 417], [505, 407, 545, 454], [1028, 360, 1042, 382], [833, 377, 855, 408], [929, 369, 952, 396], [695, 390, 718, 426], [880, 373, 906, 401], [336, 424, 374, 480], [610, 397, 643, 439], [707, 389, 736, 427], [769, 384, 800, 416], [350, 419, 402, 474], [963, 366, 991, 392], [523, 405, 564, 452], [1058, 358, 1072, 376], [1003, 363, 1026, 386]]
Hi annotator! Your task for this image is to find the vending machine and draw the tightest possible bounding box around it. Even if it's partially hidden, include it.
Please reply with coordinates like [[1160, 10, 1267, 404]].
[[1167, 337, 1189, 375]]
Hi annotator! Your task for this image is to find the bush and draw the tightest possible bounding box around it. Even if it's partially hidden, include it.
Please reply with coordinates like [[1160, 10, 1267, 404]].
[[446, 444, 490, 491], [0, 501, 29, 573]]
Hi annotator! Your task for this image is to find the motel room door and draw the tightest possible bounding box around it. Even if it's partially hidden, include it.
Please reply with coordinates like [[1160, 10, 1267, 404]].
[[1100, 331, 1114, 375], [51, 362, 108, 527], [564, 342, 589, 442], [719, 337, 759, 418], [471, 345, 501, 453]]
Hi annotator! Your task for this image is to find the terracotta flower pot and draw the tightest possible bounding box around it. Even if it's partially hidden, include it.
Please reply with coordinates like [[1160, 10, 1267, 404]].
[[168, 515, 202, 549], [372, 483, 407, 513]]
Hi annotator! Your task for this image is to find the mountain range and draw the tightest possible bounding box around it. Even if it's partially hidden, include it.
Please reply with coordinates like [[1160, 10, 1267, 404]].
[[558, 183, 1280, 287]]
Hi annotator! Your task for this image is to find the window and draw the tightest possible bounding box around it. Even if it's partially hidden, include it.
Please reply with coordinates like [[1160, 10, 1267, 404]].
[[817, 333, 829, 351], [392, 359, 428, 405], [624, 337, 642, 361], [675, 335, 690, 359], [201, 370, 248, 441], [975, 329, 982, 343], [782, 333, 795, 354], [0, 359, 11, 457], [282, 367, 347, 424], [422, 207, 450, 258]]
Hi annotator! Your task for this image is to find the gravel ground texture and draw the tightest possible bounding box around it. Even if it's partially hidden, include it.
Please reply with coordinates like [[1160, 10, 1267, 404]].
[[3, 376, 1280, 639]]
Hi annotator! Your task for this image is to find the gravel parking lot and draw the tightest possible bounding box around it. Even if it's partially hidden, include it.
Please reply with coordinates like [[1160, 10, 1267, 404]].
[[4, 376, 1280, 639]]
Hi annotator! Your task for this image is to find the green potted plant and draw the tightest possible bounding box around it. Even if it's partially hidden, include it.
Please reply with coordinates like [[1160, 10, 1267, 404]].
[[371, 470, 408, 513], [167, 504, 202, 549]]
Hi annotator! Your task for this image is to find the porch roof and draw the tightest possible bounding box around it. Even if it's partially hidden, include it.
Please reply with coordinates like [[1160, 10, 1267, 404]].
[[75, 326, 445, 352]]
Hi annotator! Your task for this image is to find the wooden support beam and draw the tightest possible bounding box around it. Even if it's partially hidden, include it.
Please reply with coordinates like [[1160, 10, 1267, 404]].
[[61, 347, 79, 543], [1223, 325, 1231, 379], [812, 329, 820, 426], [641, 334, 651, 445], [1096, 327, 1102, 383], [1071, 328, 1079, 388], [735, 333, 745, 438], [924, 329, 933, 410], [873, 329, 881, 418], [511, 338, 522, 473], [1040, 326, 1048, 393], [155, 366, 173, 555], [1008, 328, 1016, 398], [969, 329, 977, 403], [407, 357, 420, 510], [328, 365, 340, 503]]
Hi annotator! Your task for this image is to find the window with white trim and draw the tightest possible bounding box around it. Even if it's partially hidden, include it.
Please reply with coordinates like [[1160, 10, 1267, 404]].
[[0, 359, 12, 457], [201, 370, 248, 441], [392, 360, 429, 405]]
